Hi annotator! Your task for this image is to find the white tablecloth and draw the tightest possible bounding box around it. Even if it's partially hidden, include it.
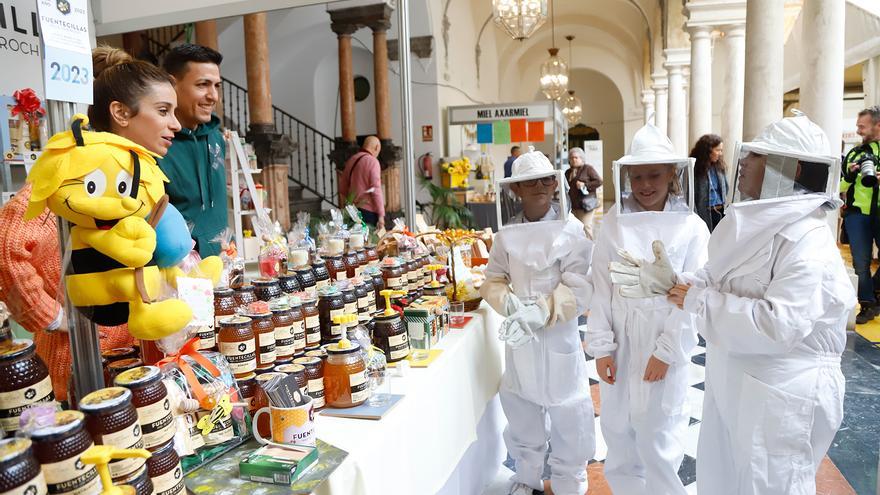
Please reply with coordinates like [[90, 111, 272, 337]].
[[314, 303, 505, 495]]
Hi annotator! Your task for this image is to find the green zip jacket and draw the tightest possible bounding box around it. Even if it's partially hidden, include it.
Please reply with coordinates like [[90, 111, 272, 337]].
[[159, 115, 227, 257], [841, 141, 880, 216]]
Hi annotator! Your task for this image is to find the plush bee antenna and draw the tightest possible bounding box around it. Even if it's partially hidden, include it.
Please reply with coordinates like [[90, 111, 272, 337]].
[[71, 118, 85, 147], [129, 150, 140, 199]]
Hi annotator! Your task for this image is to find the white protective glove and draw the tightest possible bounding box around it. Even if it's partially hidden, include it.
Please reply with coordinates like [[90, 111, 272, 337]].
[[498, 297, 549, 349], [609, 240, 677, 298]]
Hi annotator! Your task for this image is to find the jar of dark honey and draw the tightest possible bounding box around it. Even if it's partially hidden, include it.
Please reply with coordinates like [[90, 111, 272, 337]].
[[365, 242, 380, 268], [119, 465, 152, 495], [301, 295, 321, 351], [233, 285, 257, 309], [270, 301, 295, 362], [318, 286, 345, 345], [0, 438, 47, 495], [294, 267, 317, 295], [0, 339, 54, 433], [381, 258, 404, 292], [247, 310, 276, 371], [278, 274, 301, 295], [340, 284, 358, 336], [113, 366, 175, 450], [323, 340, 368, 408], [30, 410, 99, 495], [311, 257, 331, 290], [145, 440, 184, 495], [343, 243, 360, 280], [273, 363, 308, 391], [353, 278, 370, 316], [373, 313, 410, 363], [287, 298, 307, 357], [217, 316, 256, 378], [350, 233, 367, 275], [359, 272, 376, 313], [78, 387, 145, 480], [252, 278, 282, 302], [367, 267, 385, 311], [236, 373, 257, 412], [106, 359, 144, 385], [325, 253, 346, 283], [292, 357, 324, 410]]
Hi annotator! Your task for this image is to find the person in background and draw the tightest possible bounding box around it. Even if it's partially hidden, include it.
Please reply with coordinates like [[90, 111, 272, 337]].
[[160, 43, 227, 257], [504, 145, 521, 178], [566, 147, 602, 239], [339, 136, 386, 230], [690, 134, 728, 232], [0, 46, 181, 401]]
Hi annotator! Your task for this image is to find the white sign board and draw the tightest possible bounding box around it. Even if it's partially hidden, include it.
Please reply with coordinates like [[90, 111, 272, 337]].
[[37, 0, 92, 104], [582, 140, 603, 179], [0, 1, 45, 97], [448, 101, 556, 125]]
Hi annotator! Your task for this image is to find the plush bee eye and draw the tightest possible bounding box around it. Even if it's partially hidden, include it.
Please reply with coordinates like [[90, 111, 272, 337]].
[[83, 170, 106, 198], [115, 170, 134, 197]]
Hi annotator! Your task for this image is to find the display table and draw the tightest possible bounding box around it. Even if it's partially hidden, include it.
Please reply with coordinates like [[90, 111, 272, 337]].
[[313, 303, 505, 495]]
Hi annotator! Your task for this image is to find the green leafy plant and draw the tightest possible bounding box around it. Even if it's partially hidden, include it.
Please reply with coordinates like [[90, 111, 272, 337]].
[[420, 178, 473, 229]]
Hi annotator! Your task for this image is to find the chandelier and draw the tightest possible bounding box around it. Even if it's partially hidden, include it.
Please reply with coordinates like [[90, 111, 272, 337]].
[[538, 0, 567, 100], [562, 90, 583, 125], [492, 0, 548, 41]]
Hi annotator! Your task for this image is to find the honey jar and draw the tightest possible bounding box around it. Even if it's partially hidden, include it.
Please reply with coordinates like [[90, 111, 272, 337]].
[[30, 411, 99, 495], [252, 278, 282, 302], [146, 439, 184, 495], [343, 242, 360, 279], [323, 340, 368, 408], [113, 366, 175, 450], [247, 310, 276, 371], [301, 294, 321, 351], [273, 363, 308, 391], [373, 312, 410, 363], [106, 359, 144, 385], [364, 242, 380, 268], [101, 347, 138, 363], [208, 288, 237, 351], [294, 266, 317, 295], [311, 257, 331, 290], [318, 286, 345, 345], [278, 274, 301, 295], [367, 267, 385, 311], [0, 339, 54, 433], [292, 357, 324, 410], [380, 258, 404, 292], [233, 285, 257, 309], [270, 301, 295, 362], [119, 465, 152, 495], [288, 298, 307, 357], [236, 373, 257, 412], [78, 387, 145, 480], [217, 316, 256, 378], [0, 438, 47, 495], [325, 253, 347, 283], [350, 233, 367, 275]]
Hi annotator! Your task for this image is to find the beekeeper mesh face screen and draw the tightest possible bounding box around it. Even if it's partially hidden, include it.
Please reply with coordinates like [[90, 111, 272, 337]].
[[731, 145, 832, 203], [616, 162, 691, 214], [496, 170, 567, 228]]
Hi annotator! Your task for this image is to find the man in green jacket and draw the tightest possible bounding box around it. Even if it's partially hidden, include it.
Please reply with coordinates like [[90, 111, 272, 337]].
[[841, 105, 880, 323], [160, 44, 227, 257]]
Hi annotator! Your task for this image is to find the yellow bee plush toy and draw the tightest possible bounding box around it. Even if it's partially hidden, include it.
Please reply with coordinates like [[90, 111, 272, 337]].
[[25, 115, 193, 340]]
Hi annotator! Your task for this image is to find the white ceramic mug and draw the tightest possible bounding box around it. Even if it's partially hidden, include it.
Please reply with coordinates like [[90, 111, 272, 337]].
[[252, 396, 316, 446]]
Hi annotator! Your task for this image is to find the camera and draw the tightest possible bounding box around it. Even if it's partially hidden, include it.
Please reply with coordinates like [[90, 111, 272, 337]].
[[859, 152, 878, 187]]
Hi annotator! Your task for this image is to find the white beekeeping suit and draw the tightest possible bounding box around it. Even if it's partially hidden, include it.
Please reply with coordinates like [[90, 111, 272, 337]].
[[480, 148, 595, 495], [613, 115, 856, 494], [586, 124, 709, 495]]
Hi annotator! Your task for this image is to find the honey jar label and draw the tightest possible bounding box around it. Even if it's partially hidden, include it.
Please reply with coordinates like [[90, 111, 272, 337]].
[[354, 266, 363, 278], [330, 308, 344, 336], [151, 462, 185, 495], [306, 329, 321, 346], [137, 397, 175, 449], [386, 277, 402, 289], [292, 324, 306, 353], [388, 333, 408, 348], [105, 424, 145, 478], [196, 324, 216, 349], [1, 471, 48, 495], [197, 411, 234, 446], [40, 448, 100, 495], [344, 302, 357, 315], [0, 375, 54, 432], [258, 333, 277, 364], [219, 340, 257, 375], [335, 272, 348, 282], [275, 324, 296, 357], [183, 413, 206, 451], [349, 371, 369, 404], [305, 315, 319, 329], [307, 379, 325, 408], [357, 297, 369, 310], [388, 342, 410, 361], [315, 279, 330, 290]]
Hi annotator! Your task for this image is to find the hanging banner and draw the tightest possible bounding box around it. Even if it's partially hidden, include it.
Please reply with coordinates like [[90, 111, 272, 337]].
[[448, 101, 556, 125], [36, 0, 92, 104], [0, 1, 45, 97], [492, 121, 510, 144], [509, 119, 528, 142]]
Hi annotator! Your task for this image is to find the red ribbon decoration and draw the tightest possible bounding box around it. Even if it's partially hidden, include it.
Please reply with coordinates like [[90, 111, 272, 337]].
[[11, 88, 45, 126], [157, 337, 221, 407]]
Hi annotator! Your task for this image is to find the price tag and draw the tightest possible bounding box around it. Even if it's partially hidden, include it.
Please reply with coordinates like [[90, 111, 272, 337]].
[[36, 0, 93, 104]]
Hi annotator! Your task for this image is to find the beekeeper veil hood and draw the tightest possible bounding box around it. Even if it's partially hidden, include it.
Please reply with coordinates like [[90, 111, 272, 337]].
[[495, 146, 567, 228]]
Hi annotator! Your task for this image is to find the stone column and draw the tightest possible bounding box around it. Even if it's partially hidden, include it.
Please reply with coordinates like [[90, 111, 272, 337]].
[[688, 25, 713, 146], [865, 55, 880, 107], [652, 72, 669, 135], [335, 25, 358, 145], [665, 49, 690, 154], [743, 0, 784, 140], [800, 0, 845, 149], [194, 20, 219, 51], [369, 16, 402, 168], [721, 24, 746, 166], [642, 90, 656, 126], [243, 13, 292, 230]]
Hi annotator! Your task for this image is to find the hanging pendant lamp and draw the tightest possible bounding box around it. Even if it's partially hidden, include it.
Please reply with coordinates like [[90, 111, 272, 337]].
[[539, 0, 567, 100], [492, 0, 548, 41], [562, 36, 582, 125]]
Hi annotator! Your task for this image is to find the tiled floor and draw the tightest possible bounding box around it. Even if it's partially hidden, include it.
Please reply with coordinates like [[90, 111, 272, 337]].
[[483, 330, 873, 495]]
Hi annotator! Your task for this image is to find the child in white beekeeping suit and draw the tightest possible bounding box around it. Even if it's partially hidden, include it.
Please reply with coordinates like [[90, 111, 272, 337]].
[[480, 147, 595, 495], [586, 124, 709, 494]]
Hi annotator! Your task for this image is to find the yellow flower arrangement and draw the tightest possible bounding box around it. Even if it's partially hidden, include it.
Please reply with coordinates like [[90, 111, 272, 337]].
[[442, 157, 473, 188]]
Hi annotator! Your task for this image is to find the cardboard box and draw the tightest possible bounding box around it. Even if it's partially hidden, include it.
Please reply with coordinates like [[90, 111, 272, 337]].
[[239, 443, 318, 486], [404, 296, 449, 348]]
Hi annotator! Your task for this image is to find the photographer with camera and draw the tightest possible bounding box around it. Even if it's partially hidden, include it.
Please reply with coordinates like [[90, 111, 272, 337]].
[[842, 105, 880, 324]]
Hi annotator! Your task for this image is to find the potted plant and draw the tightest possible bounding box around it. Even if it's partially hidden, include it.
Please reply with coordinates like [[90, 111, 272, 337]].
[[420, 177, 473, 229]]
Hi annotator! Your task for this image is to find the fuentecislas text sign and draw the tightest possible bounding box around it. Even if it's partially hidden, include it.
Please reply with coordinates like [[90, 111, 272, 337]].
[[36, 0, 92, 104], [447, 101, 556, 125]]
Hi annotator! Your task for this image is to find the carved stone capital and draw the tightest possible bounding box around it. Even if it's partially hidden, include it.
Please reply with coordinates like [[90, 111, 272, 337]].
[[328, 3, 392, 35], [247, 123, 295, 166], [377, 139, 402, 169], [387, 35, 434, 61], [329, 139, 360, 171]]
